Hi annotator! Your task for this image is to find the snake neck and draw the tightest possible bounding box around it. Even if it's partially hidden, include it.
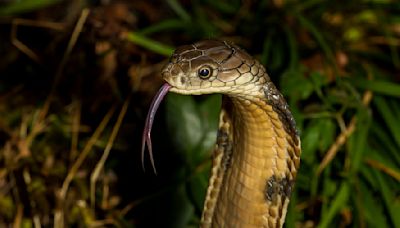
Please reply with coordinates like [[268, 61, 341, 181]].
[[201, 95, 300, 228]]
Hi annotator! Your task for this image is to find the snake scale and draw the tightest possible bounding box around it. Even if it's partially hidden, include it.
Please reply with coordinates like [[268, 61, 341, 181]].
[[142, 40, 301, 228]]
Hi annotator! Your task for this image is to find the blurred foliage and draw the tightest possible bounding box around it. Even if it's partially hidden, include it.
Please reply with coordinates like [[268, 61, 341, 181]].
[[0, 0, 400, 227]]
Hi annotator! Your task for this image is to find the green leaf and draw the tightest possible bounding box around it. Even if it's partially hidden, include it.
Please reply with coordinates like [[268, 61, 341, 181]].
[[310, 71, 329, 89], [139, 19, 188, 35], [357, 179, 389, 228], [186, 163, 211, 214], [166, 0, 191, 22], [373, 96, 400, 148], [350, 77, 400, 97], [195, 95, 221, 162], [166, 94, 203, 153], [301, 118, 336, 164], [285, 189, 298, 228], [373, 169, 400, 227], [281, 67, 314, 100], [169, 184, 195, 228], [348, 107, 371, 174], [318, 182, 350, 228], [301, 120, 320, 164], [284, 25, 299, 70], [166, 94, 220, 226], [370, 124, 400, 165], [126, 32, 174, 56], [295, 13, 336, 66], [0, 0, 61, 16], [166, 94, 221, 165], [260, 34, 273, 67]]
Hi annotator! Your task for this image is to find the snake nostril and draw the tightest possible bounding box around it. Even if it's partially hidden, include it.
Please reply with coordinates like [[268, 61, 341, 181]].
[[171, 67, 180, 76], [180, 77, 186, 84]]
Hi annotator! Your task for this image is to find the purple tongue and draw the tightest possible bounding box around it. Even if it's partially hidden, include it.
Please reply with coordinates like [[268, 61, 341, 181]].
[[142, 83, 171, 174]]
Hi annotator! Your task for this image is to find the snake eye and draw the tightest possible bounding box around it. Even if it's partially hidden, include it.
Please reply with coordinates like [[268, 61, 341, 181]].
[[198, 66, 212, 79]]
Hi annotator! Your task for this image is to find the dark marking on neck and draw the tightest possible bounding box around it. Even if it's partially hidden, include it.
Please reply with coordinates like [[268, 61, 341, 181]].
[[263, 80, 299, 144], [265, 175, 294, 205]]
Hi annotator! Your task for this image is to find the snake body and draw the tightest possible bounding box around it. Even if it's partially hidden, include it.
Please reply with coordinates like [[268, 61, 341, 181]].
[[143, 40, 301, 228]]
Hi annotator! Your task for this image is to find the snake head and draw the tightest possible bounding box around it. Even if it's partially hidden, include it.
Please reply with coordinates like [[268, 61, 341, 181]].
[[142, 40, 270, 173], [162, 40, 267, 97]]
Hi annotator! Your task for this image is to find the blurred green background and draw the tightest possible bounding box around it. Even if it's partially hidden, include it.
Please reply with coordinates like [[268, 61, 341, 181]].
[[1, 0, 400, 227]]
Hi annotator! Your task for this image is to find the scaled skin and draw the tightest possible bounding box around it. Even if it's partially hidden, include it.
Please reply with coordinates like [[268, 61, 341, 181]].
[[144, 40, 301, 228]]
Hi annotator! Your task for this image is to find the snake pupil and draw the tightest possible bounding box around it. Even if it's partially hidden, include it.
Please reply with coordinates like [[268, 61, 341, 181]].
[[198, 67, 211, 79]]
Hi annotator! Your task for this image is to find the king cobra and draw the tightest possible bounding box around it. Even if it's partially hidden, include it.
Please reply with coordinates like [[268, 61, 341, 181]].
[[142, 40, 301, 228]]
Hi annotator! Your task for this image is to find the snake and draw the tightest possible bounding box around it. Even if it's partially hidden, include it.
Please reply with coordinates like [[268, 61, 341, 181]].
[[142, 40, 301, 228]]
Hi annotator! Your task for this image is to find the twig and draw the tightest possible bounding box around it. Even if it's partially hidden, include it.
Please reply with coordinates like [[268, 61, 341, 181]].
[[39, 8, 90, 122], [70, 100, 81, 161], [365, 158, 400, 181], [317, 90, 373, 175], [51, 9, 91, 228], [59, 106, 115, 198], [11, 18, 65, 63], [12, 204, 23, 228], [55, 106, 115, 228], [90, 95, 131, 211]]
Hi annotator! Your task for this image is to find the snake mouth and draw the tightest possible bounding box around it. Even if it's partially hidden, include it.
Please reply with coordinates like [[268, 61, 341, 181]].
[[141, 83, 171, 174], [164, 77, 231, 95]]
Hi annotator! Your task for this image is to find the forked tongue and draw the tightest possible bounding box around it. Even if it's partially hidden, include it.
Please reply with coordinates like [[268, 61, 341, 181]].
[[142, 83, 171, 174]]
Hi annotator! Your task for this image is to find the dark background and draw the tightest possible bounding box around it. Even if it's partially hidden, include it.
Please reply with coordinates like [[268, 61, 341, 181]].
[[0, 0, 400, 227]]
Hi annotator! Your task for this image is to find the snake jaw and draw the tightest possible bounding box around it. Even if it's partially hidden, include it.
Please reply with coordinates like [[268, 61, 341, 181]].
[[141, 83, 171, 174]]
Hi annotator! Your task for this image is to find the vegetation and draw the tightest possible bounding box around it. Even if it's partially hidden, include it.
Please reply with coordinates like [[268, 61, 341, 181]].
[[0, 0, 399, 227]]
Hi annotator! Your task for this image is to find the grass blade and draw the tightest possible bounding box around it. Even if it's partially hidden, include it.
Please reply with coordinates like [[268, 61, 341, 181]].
[[318, 182, 350, 228], [0, 0, 61, 15], [126, 32, 174, 56]]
